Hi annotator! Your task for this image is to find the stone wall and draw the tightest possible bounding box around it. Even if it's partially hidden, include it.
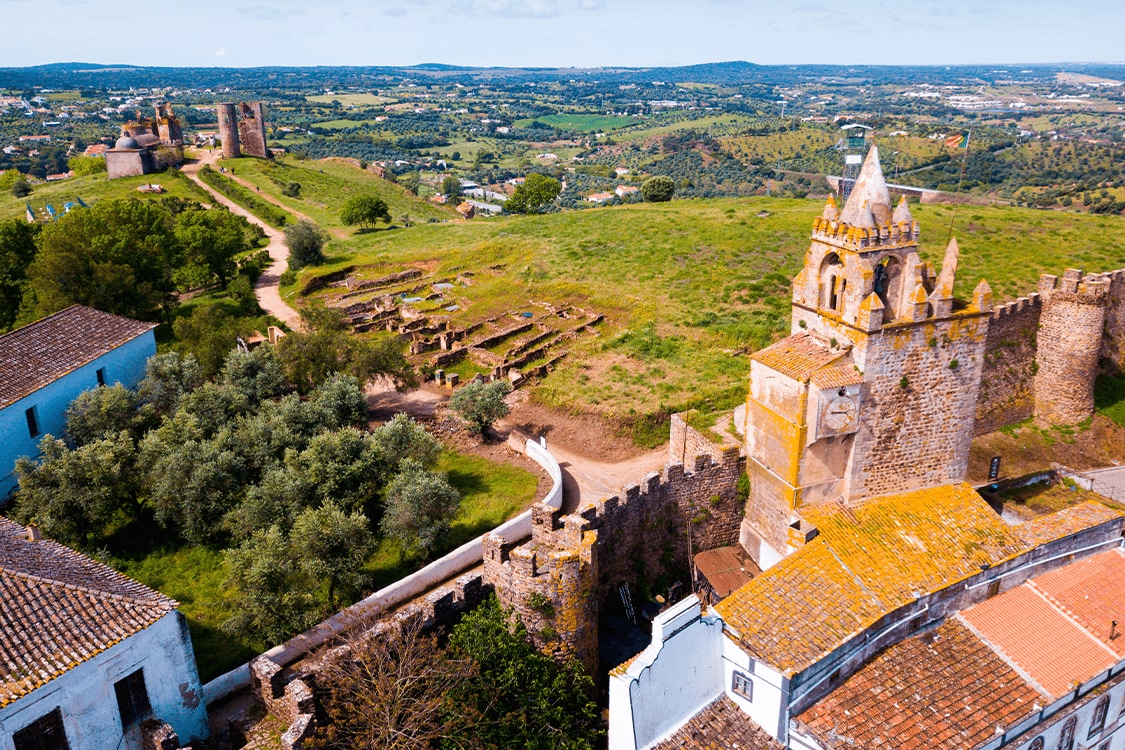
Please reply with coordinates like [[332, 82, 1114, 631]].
[[215, 103, 240, 159], [669, 412, 741, 466], [237, 102, 269, 159], [973, 293, 1042, 435], [483, 448, 744, 670], [1034, 270, 1111, 425], [1101, 269, 1125, 376], [848, 314, 989, 500]]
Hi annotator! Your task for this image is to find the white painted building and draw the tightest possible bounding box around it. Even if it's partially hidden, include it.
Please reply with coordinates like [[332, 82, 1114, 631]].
[[0, 518, 209, 749]]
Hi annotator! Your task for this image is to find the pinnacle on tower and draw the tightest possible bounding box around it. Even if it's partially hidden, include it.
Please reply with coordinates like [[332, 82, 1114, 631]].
[[936, 236, 960, 296], [972, 279, 993, 312], [892, 195, 913, 225], [821, 195, 839, 221], [839, 146, 891, 227]]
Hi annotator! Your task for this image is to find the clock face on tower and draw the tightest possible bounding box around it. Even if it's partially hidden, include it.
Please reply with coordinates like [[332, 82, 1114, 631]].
[[823, 395, 859, 433]]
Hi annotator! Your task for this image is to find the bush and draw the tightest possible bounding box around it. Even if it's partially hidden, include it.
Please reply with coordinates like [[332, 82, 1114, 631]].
[[339, 194, 391, 230], [641, 175, 676, 202], [68, 155, 107, 176], [450, 379, 513, 434], [11, 177, 32, 198], [281, 181, 301, 197], [285, 219, 329, 270]]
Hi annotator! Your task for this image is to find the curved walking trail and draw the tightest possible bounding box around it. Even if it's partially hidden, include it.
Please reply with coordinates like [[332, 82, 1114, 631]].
[[180, 152, 302, 330]]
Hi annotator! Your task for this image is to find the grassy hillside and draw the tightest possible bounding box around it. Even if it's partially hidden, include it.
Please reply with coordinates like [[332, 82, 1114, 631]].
[[295, 197, 1125, 430], [0, 168, 211, 222], [214, 155, 458, 230]]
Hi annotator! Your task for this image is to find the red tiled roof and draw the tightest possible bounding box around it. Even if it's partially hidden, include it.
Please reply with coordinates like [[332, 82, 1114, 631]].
[[1015, 501, 1123, 548], [0, 305, 155, 409], [751, 332, 846, 382], [797, 620, 1043, 750], [958, 584, 1117, 699], [0, 518, 175, 707], [1030, 548, 1125, 656], [653, 695, 784, 750]]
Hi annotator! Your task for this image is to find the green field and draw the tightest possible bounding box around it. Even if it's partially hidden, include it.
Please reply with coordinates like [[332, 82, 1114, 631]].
[[306, 93, 388, 106], [514, 114, 642, 132], [0, 169, 212, 222], [294, 197, 1125, 430]]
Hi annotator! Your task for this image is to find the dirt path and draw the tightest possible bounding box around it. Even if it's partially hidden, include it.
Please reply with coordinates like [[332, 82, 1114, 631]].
[[180, 152, 302, 330]]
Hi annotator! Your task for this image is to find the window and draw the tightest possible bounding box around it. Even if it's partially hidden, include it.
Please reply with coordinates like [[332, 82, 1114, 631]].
[[1028, 738, 1044, 750], [1089, 695, 1110, 739], [731, 671, 753, 701], [1098, 742, 1110, 750], [987, 580, 1001, 598], [96, 367, 106, 386], [25, 406, 40, 438], [13, 708, 69, 750], [1058, 716, 1077, 750], [114, 668, 151, 727]]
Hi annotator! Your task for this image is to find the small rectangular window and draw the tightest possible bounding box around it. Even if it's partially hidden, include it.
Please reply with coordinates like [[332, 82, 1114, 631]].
[[25, 406, 39, 438], [114, 668, 151, 727], [987, 580, 1001, 598], [731, 671, 753, 701], [13, 707, 70, 750], [96, 368, 106, 386]]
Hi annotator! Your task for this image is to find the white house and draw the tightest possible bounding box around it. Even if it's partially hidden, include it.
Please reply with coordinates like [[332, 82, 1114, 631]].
[[0, 518, 210, 749], [0, 305, 156, 496]]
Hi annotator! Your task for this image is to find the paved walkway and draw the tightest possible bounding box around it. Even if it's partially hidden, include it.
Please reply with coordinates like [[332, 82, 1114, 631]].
[[180, 152, 302, 330]]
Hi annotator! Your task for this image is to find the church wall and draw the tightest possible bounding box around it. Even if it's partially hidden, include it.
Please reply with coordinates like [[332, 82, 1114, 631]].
[[105, 150, 147, 179], [973, 294, 1042, 436], [847, 314, 989, 500]]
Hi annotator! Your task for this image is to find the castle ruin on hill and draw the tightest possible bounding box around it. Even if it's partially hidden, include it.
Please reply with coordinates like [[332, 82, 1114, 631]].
[[216, 102, 270, 159], [481, 145, 1125, 667], [105, 103, 184, 179]]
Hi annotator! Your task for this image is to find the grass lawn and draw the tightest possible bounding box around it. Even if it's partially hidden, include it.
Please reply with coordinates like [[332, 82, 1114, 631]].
[[306, 93, 388, 106], [294, 196, 1125, 432], [1096, 373, 1125, 427], [0, 168, 212, 222], [103, 445, 538, 682]]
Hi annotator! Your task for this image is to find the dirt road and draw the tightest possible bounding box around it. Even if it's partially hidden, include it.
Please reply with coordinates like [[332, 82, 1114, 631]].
[[180, 152, 302, 330]]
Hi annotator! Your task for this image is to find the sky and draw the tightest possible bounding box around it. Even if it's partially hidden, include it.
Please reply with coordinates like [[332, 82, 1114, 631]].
[[1, 0, 1123, 69]]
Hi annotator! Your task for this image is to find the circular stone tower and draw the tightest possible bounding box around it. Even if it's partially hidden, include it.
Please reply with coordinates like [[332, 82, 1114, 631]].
[[216, 103, 241, 159]]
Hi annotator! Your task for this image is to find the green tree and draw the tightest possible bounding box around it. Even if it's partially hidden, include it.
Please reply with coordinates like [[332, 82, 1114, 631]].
[[172, 303, 260, 377], [505, 173, 561, 214], [284, 219, 329, 270], [222, 525, 320, 643], [293, 427, 388, 517], [281, 181, 301, 197], [221, 346, 288, 406], [26, 198, 181, 321], [339, 194, 392, 230], [67, 155, 107, 176], [136, 351, 204, 417], [445, 595, 603, 750], [449, 379, 512, 434], [441, 175, 462, 199], [291, 501, 374, 605], [12, 433, 141, 547], [275, 304, 416, 394], [380, 460, 461, 556], [370, 413, 442, 469], [64, 384, 147, 447], [641, 175, 675, 202], [398, 172, 420, 195], [11, 176, 32, 198], [0, 219, 38, 332], [173, 208, 252, 288]]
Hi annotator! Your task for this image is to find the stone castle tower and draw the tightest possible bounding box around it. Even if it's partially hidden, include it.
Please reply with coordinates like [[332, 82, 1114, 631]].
[[216, 102, 270, 159], [741, 147, 996, 568], [216, 103, 241, 158]]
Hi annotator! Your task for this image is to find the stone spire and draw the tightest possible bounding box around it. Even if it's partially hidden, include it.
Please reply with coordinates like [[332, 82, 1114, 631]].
[[936, 236, 960, 295], [839, 146, 892, 227], [892, 195, 913, 225], [820, 195, 839, 221]]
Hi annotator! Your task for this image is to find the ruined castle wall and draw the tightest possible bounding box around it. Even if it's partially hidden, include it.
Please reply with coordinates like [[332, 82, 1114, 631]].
[[216, 103, 241, 159], [237, 102, 269, 159], [973, 294, 1042, 435], [1101, 269, 1125, 376], [483, 449, 744, 669], [669, 412, 740, 466], [847, 314, 989, 500], [1034, 271, 1110, 425]]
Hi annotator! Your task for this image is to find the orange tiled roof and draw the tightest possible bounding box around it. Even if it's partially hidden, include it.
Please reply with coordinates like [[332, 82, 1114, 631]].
[[959, 562, 1121, 699], [1030, 548, 1125, 655], [808, 362, 863, 389], [717, 484, 1123, 674], [751, 332, 846, 382], [0, 305, 156, 409], [1015, 501, 1123, 547], [653, 695, 784, 750], [0, 518, 176, 707], [796, 620, 1043, 750]]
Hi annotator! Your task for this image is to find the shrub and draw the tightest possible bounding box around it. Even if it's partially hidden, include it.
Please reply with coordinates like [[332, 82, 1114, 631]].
[[641, 175, 675, 202], [450, 380, 513, 434], [285, 219, 329, 270]]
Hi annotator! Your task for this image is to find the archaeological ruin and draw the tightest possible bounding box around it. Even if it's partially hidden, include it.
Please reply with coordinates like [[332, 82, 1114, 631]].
[[216, 101, 270, 159], [105, 103, 184, 179]]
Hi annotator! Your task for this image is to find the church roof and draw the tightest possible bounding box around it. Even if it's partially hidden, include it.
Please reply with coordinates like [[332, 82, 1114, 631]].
[[0, 305, 156, 409], [751, 332, 847, 382], [653, 695, 784, 750], [838, 146, 892, 227], [715, 484, 1124, 674], [0, 517, 176, 707]]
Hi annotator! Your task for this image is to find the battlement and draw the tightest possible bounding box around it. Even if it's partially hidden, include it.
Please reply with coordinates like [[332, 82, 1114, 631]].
[[810, 217, 920, 250], [1038, 269, 1112, 302], [989, 291, 1043, 322]]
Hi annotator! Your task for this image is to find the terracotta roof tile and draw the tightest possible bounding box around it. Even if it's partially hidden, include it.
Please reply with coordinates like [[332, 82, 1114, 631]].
[[958, 584, 1116, 699], [808, 363, 863, 389], [797, 620, 1043, 750], [751, 332, 846, 382], [1015, 501, 1124, 548], [653, 695, 784, 750], [1030, 548, 1125, 655], [0, 518, 175, 707], [0, 305, 156, 409]]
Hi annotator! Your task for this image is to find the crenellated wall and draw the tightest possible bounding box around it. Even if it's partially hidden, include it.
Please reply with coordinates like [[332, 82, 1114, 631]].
[[974, 293, 1043, 435], [483, 448, 744, 670], [1101, 269, 1125, 376]]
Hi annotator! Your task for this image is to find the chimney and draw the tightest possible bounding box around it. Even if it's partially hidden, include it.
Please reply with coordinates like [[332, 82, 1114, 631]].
[[26, 525, 41, 543]]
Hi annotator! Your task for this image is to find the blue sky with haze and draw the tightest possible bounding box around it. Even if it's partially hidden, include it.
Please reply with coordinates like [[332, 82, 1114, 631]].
[[1, 0, 1121, 68]]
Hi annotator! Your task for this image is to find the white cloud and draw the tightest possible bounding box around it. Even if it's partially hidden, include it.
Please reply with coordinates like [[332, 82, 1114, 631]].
[[215, 47, 226, 58]]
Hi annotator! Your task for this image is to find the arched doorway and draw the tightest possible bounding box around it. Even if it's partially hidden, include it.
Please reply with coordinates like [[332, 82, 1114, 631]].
[[820, 253, 845, 313], [873, 255, 903, 320]]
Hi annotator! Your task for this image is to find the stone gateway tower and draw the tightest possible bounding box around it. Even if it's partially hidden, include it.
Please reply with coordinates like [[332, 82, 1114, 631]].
[[741, 147, 994, 568]]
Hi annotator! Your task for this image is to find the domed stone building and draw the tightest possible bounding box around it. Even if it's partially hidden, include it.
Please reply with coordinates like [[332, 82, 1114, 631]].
[[105, 104, 184, 179]]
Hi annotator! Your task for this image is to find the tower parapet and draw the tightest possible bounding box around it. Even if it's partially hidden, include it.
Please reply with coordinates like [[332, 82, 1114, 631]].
[[1034, 269, 1111, 425]]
